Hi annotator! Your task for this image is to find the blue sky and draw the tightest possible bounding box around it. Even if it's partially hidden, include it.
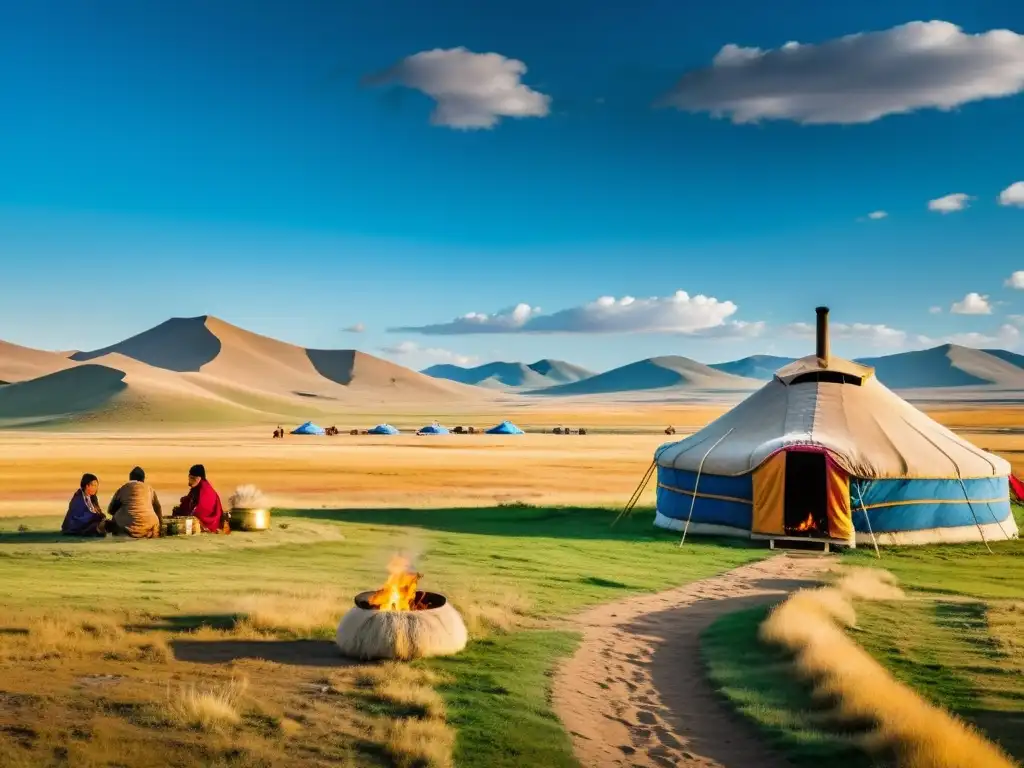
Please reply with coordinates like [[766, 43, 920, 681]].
[[2, 0, 1024, 372]]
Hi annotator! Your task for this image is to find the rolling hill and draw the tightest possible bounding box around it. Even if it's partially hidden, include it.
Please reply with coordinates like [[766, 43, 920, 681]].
[[857, 345, 1024, 389], [708, 354, 796, 380], [529, 356, 761, 396], [423, 358, 595, 389]]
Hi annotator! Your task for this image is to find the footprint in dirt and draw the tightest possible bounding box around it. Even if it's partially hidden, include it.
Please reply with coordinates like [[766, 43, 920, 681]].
[[654, 727, 683, 749], [630, 727, 652, 745], [636, 710, 658, 725]]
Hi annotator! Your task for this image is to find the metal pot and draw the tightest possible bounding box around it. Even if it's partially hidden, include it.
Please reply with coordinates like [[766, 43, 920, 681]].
[[230, 507, 271, 531]]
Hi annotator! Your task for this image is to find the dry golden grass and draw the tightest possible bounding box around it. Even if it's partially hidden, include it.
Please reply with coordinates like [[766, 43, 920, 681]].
[[168, 676, 249, 732], [232, 589, 343, 637], [760, 569, 1017, 768], [371, 717, 454, 768], [0, 610, 171, 663], [335, 662, 454, 766], [987, 602, 1024, 671], [3, 404, 1023, 517], [447, 588, 532, 639]]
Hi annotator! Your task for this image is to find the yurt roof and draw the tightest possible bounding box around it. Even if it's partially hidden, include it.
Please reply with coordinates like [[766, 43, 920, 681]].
[[656, 307, 1008, 480]]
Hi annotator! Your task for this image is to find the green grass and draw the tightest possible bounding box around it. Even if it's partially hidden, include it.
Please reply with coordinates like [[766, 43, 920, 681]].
[[702, 608, 873, 767], [703, 507, 1024, 766], [0, 504, 764, 766], [427, 631, 580, 768]]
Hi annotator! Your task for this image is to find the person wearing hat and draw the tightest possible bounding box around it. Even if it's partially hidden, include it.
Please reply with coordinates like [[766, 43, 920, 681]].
[[172, 464, 228, 534], [107, 466, 162, 538]]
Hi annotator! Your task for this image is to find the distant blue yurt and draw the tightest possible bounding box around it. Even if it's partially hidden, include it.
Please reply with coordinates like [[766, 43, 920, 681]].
[[417, 422, 449, 435], [368, 423, 400, 435], [292, 421, 326, 436], [486, 420, 524, 435], [654, 307, 1019, 547]]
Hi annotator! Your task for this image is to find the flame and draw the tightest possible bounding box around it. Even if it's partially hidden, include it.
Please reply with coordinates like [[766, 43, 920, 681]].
[[794, 512, 817, 533], [367, 554, 423, 611]]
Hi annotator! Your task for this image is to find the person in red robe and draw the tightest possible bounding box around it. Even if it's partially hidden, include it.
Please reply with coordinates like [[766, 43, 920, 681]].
[[174, 464, 229, 534]]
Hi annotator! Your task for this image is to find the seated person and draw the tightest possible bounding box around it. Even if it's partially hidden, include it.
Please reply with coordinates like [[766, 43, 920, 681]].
[[61, 473, 107, 537], [107, 466, 162, 538], [173, 464, 229, 534]]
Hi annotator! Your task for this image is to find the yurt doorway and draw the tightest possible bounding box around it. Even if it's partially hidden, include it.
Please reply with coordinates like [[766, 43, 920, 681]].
[[783, 451, 829, 537]]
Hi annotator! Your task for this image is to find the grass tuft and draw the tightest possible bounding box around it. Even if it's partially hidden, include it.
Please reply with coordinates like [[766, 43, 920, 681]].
[[168, 676, 248, 732], [759, 570, 1016, 768]]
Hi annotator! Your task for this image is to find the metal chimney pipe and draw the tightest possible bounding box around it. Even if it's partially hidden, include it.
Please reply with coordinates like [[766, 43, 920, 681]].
[[815, 306, 830, 366]]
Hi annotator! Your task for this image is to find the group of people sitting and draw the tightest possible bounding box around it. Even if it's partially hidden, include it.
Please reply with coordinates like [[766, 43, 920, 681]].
[[61, 464, 228, 538]]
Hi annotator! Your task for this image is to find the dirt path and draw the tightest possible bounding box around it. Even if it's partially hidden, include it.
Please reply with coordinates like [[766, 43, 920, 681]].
[[553, 554, 831, 768]]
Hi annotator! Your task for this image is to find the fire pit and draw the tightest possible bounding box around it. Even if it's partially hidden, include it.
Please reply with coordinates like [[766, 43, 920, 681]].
[[335, 555, 468, 661]]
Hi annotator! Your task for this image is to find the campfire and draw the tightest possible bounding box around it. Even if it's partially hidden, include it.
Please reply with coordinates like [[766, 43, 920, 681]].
[[793, 511, 817, 533], [335, 554, 468, 661]]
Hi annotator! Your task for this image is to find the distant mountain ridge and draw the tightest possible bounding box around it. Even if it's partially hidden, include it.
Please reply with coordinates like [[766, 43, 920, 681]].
[[422, 359, 595, 389], [529, 355, 762, 396], [423, 344, 1024, 394]]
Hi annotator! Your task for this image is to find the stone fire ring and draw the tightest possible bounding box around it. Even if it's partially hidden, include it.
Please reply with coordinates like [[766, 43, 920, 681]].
[[335, 590, 468, 661]]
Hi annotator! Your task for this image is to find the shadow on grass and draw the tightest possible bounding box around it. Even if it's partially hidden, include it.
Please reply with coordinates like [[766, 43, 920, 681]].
[[172, 638, 355, 667], [127, 614, 242, 632], [282, 505, 759, 547]]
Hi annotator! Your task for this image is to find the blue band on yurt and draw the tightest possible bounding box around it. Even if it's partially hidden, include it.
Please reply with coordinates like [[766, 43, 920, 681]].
[[850, 476, 1012, 532], [655, 467, 753, 528]]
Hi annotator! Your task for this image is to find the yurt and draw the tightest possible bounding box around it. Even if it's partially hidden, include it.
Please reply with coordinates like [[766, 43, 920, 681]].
[[655, 307, 1018, 547], [486, 420, 524, 435], [368, 423, 400, 435], [417, 422, 449, 435], [292, 421, 326, 436]]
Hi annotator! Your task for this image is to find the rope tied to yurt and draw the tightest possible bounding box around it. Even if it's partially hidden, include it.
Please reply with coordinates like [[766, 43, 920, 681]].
[[612, 460, 657, 527], [852, 482, 881, 559], [902, 418, 1000, 553], [679, 428, 734, 548]]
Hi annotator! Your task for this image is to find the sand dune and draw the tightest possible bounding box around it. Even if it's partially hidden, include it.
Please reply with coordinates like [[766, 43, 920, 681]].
[[0, 340, 78, 384], [423, 358, 595, 389], [530, 356, 761, 396], [72, 315, 486, 401], [2, 316, 493, 428]]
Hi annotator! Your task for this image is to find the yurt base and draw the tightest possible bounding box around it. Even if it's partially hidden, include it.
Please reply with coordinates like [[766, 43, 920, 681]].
[[751, 533, 852, 553]]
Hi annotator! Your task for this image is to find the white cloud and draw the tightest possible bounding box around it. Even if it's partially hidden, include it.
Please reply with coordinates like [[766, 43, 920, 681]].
[[363, 47, 551, 129], [657, 21, 1024, 125], [928, 193, 972, 213], [343, 323, 366, 333], [929, 306, 943, 314], [390, 291, 764, 337], [1005, 271, 1024, 289], [786, 321, 908, 348], [941, 324, 1020, 349], [999, 181, 1024, 207], [1007, 314, 1024, 326], [379, 340, 478, 368], [950, 292, 992, 314], [867, 210, 888, 220]]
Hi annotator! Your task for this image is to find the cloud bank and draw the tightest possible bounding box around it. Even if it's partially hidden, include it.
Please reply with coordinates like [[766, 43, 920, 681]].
[[1006, 271, 1024, 289], [379, 340, 478, 367], [658, 21, 1024, 124], [390, 291, 764, 337], [363, 47, 551, 129], [786, 321, 909, 348]]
